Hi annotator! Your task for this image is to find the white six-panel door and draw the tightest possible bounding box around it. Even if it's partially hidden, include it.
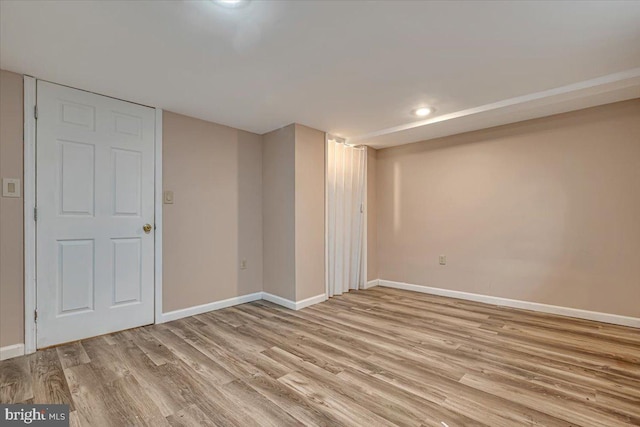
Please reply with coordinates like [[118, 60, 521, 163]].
[[36, 81, 155, 348]]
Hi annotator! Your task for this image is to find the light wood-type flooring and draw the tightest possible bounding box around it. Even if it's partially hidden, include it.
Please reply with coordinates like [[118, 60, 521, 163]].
[[1, 287, 639, 426]]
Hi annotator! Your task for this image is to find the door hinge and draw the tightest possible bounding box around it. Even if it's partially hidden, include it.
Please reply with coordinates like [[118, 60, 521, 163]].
[[34, 207, 38, 221], [34, 105, 38, 120], [34, 309, 38, 323]]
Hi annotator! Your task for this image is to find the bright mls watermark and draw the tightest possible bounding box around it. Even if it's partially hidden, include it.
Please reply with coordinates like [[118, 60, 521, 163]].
[[1, 405, 69, 426]]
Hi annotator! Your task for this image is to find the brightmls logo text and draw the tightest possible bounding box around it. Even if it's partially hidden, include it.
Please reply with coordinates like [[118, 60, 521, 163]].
[[4, 407, 46, 423], [1, 405, 69, 426]]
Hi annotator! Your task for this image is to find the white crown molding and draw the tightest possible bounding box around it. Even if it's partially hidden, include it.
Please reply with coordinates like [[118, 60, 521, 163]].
[[352, 68, 640, 148], [377, 279, 640, 328], [0, 344, 25, 361]]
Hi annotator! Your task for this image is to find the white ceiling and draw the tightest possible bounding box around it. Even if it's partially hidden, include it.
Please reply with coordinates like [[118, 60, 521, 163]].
[[2, 0, 640, 148]]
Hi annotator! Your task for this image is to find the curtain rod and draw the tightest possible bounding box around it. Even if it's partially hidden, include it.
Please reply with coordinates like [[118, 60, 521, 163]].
[[327, 134, 367, 149]]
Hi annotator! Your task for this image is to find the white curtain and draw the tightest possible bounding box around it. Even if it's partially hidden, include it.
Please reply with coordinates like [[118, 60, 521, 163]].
[[326, 137, 366, 297]]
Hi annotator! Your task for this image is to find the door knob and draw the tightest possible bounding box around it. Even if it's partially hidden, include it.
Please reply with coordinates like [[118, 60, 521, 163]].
[[143, 224, 153, 234]]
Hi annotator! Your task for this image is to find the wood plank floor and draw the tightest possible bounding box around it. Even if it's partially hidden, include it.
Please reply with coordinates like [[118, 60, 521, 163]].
[[1, 287, 639, 426]]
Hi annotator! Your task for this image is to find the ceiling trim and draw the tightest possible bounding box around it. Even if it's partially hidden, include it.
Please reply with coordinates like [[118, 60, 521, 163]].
[[349, 68, 640, 146]]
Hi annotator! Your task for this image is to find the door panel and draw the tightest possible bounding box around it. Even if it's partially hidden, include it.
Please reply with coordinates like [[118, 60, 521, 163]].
[[59, 140, 95, 216], [112, 238, 142, 305], [36, 81, 155, 348], [112, 149, 142, 216], [57, 239, 94, 314]]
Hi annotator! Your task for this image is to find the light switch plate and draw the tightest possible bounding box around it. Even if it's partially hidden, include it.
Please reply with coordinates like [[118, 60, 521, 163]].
[[163, 190, 174, 204], [2, 178, 20, 198]]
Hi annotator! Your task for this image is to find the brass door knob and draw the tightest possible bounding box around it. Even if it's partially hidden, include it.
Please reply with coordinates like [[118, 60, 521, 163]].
[[143, 224, 153, 234]]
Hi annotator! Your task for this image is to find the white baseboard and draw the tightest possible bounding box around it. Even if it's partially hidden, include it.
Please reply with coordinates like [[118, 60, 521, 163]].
[[262, 292, 297, 310], [294, 293, 328, 310], [262, 292, 327, 310], [160, 291, 327, 323], [160, 292, 263, 323], [377, 279, 640, 328], [364, 279, 379, 289], [0, 343, 25, 361]]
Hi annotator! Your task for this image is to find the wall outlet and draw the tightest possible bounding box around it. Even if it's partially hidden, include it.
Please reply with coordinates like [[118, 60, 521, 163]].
[[439, 255, 446, 265], [240, 259, 247, 270]]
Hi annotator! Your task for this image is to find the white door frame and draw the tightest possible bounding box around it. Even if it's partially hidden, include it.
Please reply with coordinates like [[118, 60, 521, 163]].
[[24, 76, 36, 354], [23, 77, 163, 354], [153, 109, 163, 326]]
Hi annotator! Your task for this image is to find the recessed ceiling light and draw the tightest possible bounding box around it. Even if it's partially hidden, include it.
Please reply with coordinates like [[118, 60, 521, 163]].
[[413, 107, 433, 117], [213, 0, 247, 7]]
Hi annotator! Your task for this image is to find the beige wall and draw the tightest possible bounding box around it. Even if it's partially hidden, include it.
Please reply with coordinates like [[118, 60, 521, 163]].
[[238, 131, 264, 299], [262, 124, 326, 302], [0, 70, 24, 347], [376, 99, 640, 317], [163, 111, 263, 312], [0, 91, 266, 343], [294, 124, 325, 300], [0, 69, 324, 348], [262, 125, 296, 300], [367, 146, 378, 282], [2, 64, 636, 347], [0, 68, 317, 347]]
